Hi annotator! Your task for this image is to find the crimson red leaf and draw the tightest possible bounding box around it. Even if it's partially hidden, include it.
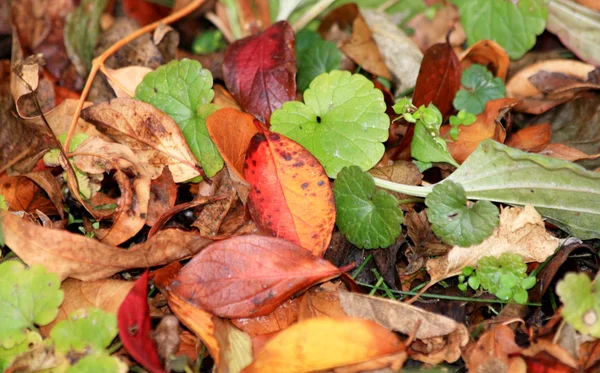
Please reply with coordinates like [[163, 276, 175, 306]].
[[118, 271, 165, 373], [223, 21, 297, 124], [167, 235, 344, 318], [412, 41, 461, 116]]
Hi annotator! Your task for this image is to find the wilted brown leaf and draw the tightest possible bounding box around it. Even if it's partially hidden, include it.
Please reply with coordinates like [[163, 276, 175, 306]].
[[232, 298, 300, 337], [460, 40, 510, 81], [407, 3, 465, 52], [147, 167, 177, 227], [2, 211, 212, 281], [506, 123, 552, 152], [298, 282, 347, 320], [538, 143, 600, 163], [463, 325, 524, 373]]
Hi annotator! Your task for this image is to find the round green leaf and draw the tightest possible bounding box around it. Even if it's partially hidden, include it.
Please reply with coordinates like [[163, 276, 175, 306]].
[[135, 59, 223, 177], [0, 261, 63, 349], [333, 165, 403, 249], [453, 64, 506, 115], [271, 70, 389, 178], [295, 30, 342, 92], [67, 354, 125, 373], [50, 308, 117, 354], [556, 273, 600, 338]]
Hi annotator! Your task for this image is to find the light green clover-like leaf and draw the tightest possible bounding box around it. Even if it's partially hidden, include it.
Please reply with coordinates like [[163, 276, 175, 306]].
[[556, 273, 600, 338], [453, 64, 506, 115], [476, 253, 534, 304], [0, 261, 63, 349], [333, 165, 404, 249], [0, 331, 43, 372], [425, 180, 499, 247], [67, 354, 126, 373], [50, 308, 117, 355], [295, 30, 342, 92], [271, 70, 389, 178], [452, 0, 548, 59], [135, 59, 223, 177]]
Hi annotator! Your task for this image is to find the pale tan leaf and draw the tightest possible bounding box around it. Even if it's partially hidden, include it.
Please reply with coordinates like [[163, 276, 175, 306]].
[[105, 66, 153, 98]]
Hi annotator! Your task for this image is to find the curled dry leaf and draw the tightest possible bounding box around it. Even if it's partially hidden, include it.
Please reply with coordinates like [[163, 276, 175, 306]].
[[463, 325, 523, 373], [81, 98, 205, 182], [73, 136, 151, 246], [26, 99, 105, 138], [10, 55, 42, 118], [538, 143, 600, 163], [298, 282, 347, 321], [460, 40, 510, 81], [338, 291, 468, 364], [0, 173, 62, 217], [147, 167, 177, 227], [105, 66, 153, 98], [241, 317, 407, 373], [167, 235, 344, 318], [505, 123, 552, 152], [407, 3, 466, 52], [426, 205, 560, 286], [244, 131, 335, 257], [206, 108, 259, 181], [1, 211, 212, 281], [223, 21, 296, 124]]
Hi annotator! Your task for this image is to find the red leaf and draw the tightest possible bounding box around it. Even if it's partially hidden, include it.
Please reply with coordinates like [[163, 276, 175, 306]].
[[412, 41, 461, 116], [244, 130, 335, 257], [118, 271, 165, 373], [122, 0, 171, 26], [167, 235, 344, 318], [223, 21, 297, 124]]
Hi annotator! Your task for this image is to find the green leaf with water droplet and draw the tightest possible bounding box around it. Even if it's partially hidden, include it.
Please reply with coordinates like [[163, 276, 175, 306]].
[[557, 273, 600, 338]]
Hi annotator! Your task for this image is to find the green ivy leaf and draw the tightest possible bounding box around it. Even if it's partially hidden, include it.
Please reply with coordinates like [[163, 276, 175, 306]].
[[0, 261, 63, 349], [64, 0, 108, 76], [425, 180, 499, 247], [135, 59, 223, 177], [452, 0, 548, 59], [453, 64, 506, 115], [271, 70, 389, 178], [333, 165, 404, 249], [50, 308, 117, 355], [556, 273, 600, 338], [476, 253, 533, 304], [295, 30, 342, 92]]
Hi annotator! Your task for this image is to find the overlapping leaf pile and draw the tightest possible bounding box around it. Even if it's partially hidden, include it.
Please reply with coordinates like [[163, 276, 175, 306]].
[[2, 0, 600, 372]]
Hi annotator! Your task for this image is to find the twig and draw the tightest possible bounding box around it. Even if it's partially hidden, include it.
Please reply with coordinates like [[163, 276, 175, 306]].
[[64, 0, 207, 153], [292, 0, 337, 32], [205, 11, 235, 43]]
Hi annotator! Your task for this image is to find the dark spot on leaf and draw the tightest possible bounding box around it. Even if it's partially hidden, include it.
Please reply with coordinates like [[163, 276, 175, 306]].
[[128, 324, 139, 335], [252, 160, 257, 166], [279, 151, 292, 161], [269, 133, 281, 141], [448, 212, 459, 220], [140, 213, 146, 219], [301, 182, 309, 189], [293, 161, 304, 167], [317, 180, 325, 186], [316, 116, 322, 123]]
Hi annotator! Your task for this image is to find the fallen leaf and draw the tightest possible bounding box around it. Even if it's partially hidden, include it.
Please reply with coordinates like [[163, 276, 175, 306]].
[[244, 131, 335, 257], [547, 0, 600, 66], [10, 55, 43, 119], [361, 10, 423, 94], [23, 171, 65, 218], [232, 298, 300, 337], [147, 167, 177, 227], [122, 0, 170, 26], [154, 315, 180, 371], [192, 180, 237, 238], [575, 0, 600, 10], [407, 3, 466, 52], [463, 325, 523, 373], [460, 40, 510, 81], [167, 235, 344, 318], [1, 211, 212, 281], [118, 271, 165, 373], [206, 108, 260, 181], [40, 278, 134, 336], [81, 98, 205, 182], [506, 123, 552, 152], [26, 99, 105, 139], [426, 205, 560, 285], [223, 21, 296, 124], [241, 317, 407, 373], [368, 161, 423, 204], [298, 283, 346, 320], [105, 66, 153, 98], [441, 98, 517, 163], [64, 0, 107, 76], [213, 84, 241, 110], [0, 173, 59, 217], [538, 143, 600, 163]]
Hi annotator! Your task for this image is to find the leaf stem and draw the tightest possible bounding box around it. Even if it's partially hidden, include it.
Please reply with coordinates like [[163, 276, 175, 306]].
[[292, 0, 337, 32], [372, 177, 433, 198]]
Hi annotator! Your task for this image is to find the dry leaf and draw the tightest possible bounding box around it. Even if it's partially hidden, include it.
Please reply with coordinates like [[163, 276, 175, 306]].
[[105, 66, 153, 98], [1, 211, 212, 281], [0, 173, 61, 217], [460, 40, 510, 81], [232, 298, 300, 337], [506, 123, 552, 152], [81, 98, 205, 182], [538, 143, 600, 162], [426, 205, 560, 285], [298, 283, 347, 320], [338, 291, 468, 364], [407, 3, 466, 52], [147, 167, 177, 227], [463, 325, 523, 373]]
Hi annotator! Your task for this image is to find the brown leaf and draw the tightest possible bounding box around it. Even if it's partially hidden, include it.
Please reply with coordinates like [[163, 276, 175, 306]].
[[1, 211, 212, 281], [506, 123, 552, 152], [407, 3, 465, 52], [232, 298, 300, 337], [206, 108, 259, 181], [26, 99, 105, 138], [192, 185, 237, 238], [105, 66, 153, 98], [338, 291, 468, 364], [0, 173, 58, 216], [538, 143, 600, 163], [147, 167, 177, 227], [23, 170, 65, 218], [464, 325, 523, 373], [460, 40, 510, 81], [167, 235, 344, 318], [80, 98, 204, 182], [298, 282, 347, 320], [213, 84, 241, 111], [369, 161, 423, 203], [426, 206, 560, 285], [223, 21, 296, 124], [241, 317, 407, 373]]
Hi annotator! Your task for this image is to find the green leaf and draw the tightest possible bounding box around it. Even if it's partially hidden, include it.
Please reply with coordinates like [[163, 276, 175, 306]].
[[476, 253, 531, 304], [295, 30, 342, 92], [468, 275, 480, 290], [425, 180, 499, 247], [67, 354, 125, 373], [452, 0, 548, 59], [191, 30, 226, 54], [333, 165, 404, 249], [135, 59, 223, 177], [64, 0, 108, 76], [412, 121, 460, 167], [271, 70, 389, 178], [50, 308, 117, 355], [0, 261, 63, 348], [0, 331, 42, 371], [556, 273, 600, 338], [453, 64, 505, 115]]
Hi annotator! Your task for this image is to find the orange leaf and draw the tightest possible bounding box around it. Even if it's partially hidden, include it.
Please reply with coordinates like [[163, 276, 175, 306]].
[[206, 108, 259, 181], [167, 235, 344, 318], [442, 98, 517, 163], [244, 131, 335, 257], [464, 325, 522, 372], [460, 40, 509, 81], [232, 298, 300, 337], [506, 123, 552, 152], [538, 143, 600, 162], [241, 317, 407, 373]]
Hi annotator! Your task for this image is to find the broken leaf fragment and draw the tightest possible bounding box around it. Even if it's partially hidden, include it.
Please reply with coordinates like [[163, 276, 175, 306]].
[[271, 70, 389, 178], [556, 273, 600, 338], [0, 261, 63, 348], [426, 180, 499, 247], [334, 165, 403, 249]]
